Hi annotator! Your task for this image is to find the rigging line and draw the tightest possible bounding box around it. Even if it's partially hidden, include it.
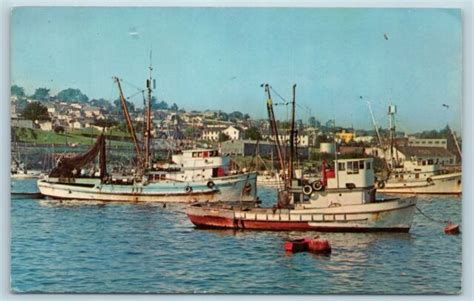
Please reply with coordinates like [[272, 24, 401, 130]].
[[269, 86, 290, 104], [126, 89, 145, 101], [415, 205, 450, 224], [121, 79, 145, 92]]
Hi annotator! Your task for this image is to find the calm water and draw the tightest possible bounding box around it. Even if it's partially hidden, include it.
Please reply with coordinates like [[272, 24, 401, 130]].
[[10, 179, 462, 294]]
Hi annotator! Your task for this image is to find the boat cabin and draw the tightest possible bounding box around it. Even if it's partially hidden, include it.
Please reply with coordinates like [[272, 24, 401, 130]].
[[298, 158, 376, 208], [326, 158, 375, 189], [169, 149, 231, 180]]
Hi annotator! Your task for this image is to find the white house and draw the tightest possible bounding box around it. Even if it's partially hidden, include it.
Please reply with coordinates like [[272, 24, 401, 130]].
[[201, 127, 224, 141], [37, 120, 53, 131], [222, 126, 241, 141]]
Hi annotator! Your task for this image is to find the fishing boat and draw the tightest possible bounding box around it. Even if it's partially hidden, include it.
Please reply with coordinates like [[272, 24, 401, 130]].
[[186, 84, 417, 232], [376, 158, 462, 195], [38, 62, 256, 203], [367, 103, 462, 195]]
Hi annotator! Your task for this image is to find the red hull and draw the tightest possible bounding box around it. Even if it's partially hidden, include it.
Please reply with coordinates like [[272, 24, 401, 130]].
[[187, 214, 410, 233]]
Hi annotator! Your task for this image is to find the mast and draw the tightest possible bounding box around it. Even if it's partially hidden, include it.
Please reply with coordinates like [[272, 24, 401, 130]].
[[113, 76, 144, 167], [388, 104, 397, 168], [288, 84, 297, 188], [264, 84, 286, 183], [145, 52, 154, 169]]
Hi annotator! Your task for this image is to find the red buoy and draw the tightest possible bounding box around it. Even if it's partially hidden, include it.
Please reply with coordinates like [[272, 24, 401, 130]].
[[284, 239, 308, 252], [305, 237, 332, 254], [444, 223, 460, 235]]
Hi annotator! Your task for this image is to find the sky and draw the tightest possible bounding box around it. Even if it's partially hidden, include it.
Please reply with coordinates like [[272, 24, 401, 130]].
[[11, 7, 462, 133]]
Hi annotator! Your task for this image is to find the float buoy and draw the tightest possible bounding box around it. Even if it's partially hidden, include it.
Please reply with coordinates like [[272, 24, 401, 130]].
[[303, 184, 313, 195], [377, 181, 385, 189], [185, 185, 193, 193], [207, 181, 215, 188], [284, 237, 332, 254], [304, 237, 332, 254], [427, 177, 433, 184], [312, 180, 324, 191], [243, 183, 252, 194], [284, 239, 308, 252], [444, 223, 460, 235]]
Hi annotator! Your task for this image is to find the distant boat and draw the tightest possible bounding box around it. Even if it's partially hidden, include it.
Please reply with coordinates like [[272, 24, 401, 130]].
[[376, 158, 461, 195], [371, 104, 461, 195]]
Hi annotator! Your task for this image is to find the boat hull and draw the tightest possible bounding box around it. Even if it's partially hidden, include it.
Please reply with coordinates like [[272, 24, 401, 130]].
[[37, 172, 257, 203], [38, 179, 217, 203], [378, 172, 462, 195], [187, 198, 416, 232], [211, 172, 257, 202]]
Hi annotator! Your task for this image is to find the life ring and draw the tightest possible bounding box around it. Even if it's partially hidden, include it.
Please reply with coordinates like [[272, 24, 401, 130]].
[[427, 177, 433, 184], [207, 181, 215, 188], [377, 181, 385, 189], [312, 180, 324, 191], [185, 185, 193, 193], [303, 184, 313, 195], [243, 183, 252, 194]]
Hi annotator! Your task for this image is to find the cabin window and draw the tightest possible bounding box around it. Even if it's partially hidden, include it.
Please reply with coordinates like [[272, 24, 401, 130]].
[[338, 162, 345, 171], [422, 161, 426, 166], [192, 152, 198, 158], [347, 161, 359, 174], [359, 160, 365, 169], [366, 161, 371, 170], [428, 159, 434, 165]]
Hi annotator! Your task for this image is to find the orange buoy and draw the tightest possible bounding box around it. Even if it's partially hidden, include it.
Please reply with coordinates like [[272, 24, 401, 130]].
[[444, 223, 460, 235], [305, 237, 332, 254], [284, 239, 308, 252]]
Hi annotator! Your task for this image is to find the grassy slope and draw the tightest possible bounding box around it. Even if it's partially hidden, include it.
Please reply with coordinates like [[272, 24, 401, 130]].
[[13, 127, 133, 146]]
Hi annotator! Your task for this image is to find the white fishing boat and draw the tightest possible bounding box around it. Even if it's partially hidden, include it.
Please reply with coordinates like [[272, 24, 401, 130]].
[[187, 84, 416, 232], [38, 65, 256, 203], [368, 104, 462, 195], [376, 159, 461, 195]]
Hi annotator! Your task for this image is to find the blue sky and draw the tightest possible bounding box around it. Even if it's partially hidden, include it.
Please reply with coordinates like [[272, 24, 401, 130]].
[[11, 7, 462, 133]]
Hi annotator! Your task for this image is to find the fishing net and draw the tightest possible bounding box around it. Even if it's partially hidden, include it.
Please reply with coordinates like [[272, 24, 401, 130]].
[[49, 134, 106, 178]]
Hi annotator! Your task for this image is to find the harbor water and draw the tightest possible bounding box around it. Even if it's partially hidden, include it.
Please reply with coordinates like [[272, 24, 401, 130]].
[[10, 179, 462, 294]]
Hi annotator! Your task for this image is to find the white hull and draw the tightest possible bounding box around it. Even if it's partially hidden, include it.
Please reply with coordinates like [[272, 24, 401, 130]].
[[378, 172, 462, 195], [37, 172, 257, 203], [188, 198, 417, 232]]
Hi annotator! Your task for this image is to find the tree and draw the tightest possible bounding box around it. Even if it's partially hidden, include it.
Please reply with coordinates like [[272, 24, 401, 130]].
[[93, 118, 119, 128], [57, 88, 89, 102], [32, 88, 50, 101], [218, 132, 230, 142], [90, 98, 113, 112], [151, 97, 169, 110], [229, 111, 244, 120], [170, 103, 179, 111], [11, 85, 25, 97], [22, 102, 50, 121], [244, 127, 262, 140], [308, 116, 317, 127], [217, 111, 229, 121], [53, 125, 65, 133], [113, 99, 135, 115]]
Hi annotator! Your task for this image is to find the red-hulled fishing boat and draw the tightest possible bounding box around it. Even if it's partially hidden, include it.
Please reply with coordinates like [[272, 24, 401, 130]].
[[186, 84, 417, 232]]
